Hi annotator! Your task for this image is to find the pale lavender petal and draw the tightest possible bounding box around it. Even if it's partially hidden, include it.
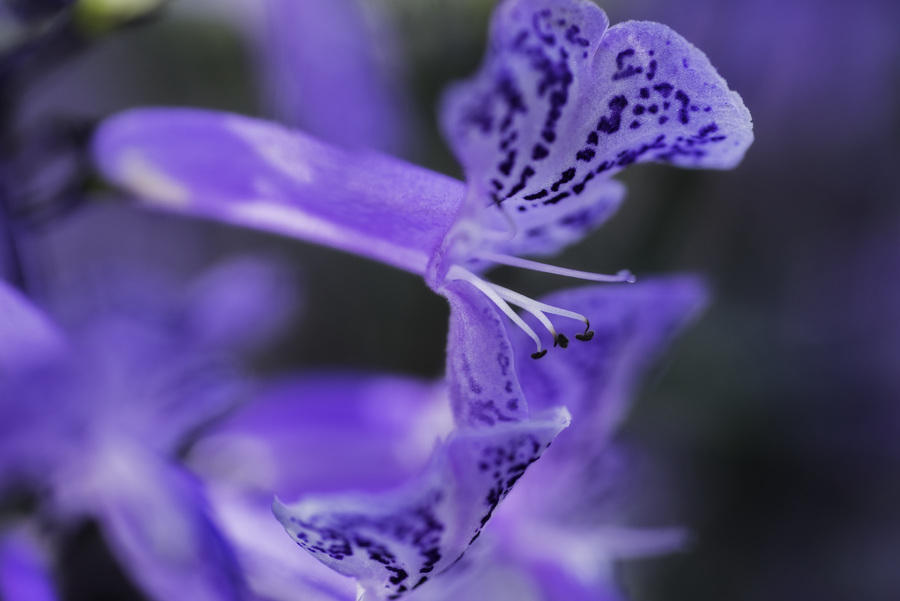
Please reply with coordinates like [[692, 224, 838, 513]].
[[444, 279, 530, 428], [190, 373, 452, 499], [441, 0, 752, 255], [0, 529, 60, 601], [59, 441, 246, 601], [0, 280, 66, 375], [272, 407, 570, 601], [207, 488, 357, 601], [263, 0, 411, 155], [92, 109, 464, 274]]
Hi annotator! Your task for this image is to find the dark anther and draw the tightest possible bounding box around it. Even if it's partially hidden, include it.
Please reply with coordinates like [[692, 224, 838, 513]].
[[554, 334, 569, 348], [575, 330, 594, 342], [531, 349, 548, 359]]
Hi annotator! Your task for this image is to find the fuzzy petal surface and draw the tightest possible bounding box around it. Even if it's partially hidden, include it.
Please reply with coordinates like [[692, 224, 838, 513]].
[[92, 109, 464, 274]]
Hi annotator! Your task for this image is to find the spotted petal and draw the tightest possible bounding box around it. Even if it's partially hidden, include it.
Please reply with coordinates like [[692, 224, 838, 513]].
[[441, 0, 752, 256], [92, 109, 464, 275], [444, 279, 532, 428], [273, 407, 570, 601]]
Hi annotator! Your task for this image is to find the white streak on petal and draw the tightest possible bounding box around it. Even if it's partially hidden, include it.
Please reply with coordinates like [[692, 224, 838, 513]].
[[225, 201, 430, 274], [225, 116, 314, 185], [117, 149, 190, 207]]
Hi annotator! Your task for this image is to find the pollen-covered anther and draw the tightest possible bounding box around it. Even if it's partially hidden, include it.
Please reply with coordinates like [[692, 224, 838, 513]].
[[531, 349, 548, 360], [554, 334, 569, 348], [575, 321, 594, 342]]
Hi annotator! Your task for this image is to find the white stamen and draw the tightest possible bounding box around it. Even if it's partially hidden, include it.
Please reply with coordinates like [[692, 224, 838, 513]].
[[490, 282, 590, 327], [475, 251, 636, 284], [447, 266, 545, 356], [493, 283, 559, 339]]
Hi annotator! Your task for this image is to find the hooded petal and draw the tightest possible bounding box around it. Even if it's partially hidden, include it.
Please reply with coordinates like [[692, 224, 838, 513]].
[[273, 407, 570, 601], [92, 108, 464, 274], [0, 529, 60, 601], [58, 440, 246, 601], [441, 0, 752, 256]]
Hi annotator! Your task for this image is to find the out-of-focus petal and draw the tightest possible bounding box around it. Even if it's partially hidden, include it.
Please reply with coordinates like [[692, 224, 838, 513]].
[[59, 440, 247, 601], [441, 0, 752, 255], [92, 109, 464, 274], [0, 528, 60, 601], [273, 407, 570, 601], [503, 278, 707, 524], [516, 276, 708, 440], [183, 255, 299, 352], [263, 0, 411, 155], [208, 488, 356, 601], [0, 280, 66, 375], [190, 373, 452, 499]]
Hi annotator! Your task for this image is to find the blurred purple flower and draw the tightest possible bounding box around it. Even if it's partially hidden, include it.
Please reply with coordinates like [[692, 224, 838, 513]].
[[0, 528, 59, 601], [261, 0, 412, 156], [189, 277, 706, 600], [92, 0, 751, 362], [0, 256, 291, 601]]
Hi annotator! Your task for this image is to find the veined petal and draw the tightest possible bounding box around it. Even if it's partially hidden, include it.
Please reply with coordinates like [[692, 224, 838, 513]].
[[60, 441, 246, 601], [273, 407, 570, 601], [444, 280, 531, 428], [0, 529, 60, 601], [189, 373, 452, 499], [441, 0, 752, 255], [92, 109, 464, 274]]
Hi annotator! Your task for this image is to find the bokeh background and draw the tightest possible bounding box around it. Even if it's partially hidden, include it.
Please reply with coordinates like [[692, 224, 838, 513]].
[[2, 0, 899, 600]]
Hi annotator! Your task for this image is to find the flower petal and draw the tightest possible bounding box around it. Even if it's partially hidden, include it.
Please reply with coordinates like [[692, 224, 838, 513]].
[[61, 441, 246, 601], [441, 0, 752, 254], [0, 281, 66, 375], [208, 488, 357, 601], [0, 529, 60, 601], [92, 108, 464, 274], [516, 276, 708, 439], [190, 373, 452, 499], [183, 255, 299, 352], [272, 407, 570, 601], [263, 0, 412, 155], [444, 279, 532, 428]]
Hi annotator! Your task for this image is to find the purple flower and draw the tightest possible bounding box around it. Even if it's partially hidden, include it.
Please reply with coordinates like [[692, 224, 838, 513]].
[[0, 528, 59, 601], [91, 0, 752, 363], [261, 0, 413, 155], [189, 276, 707, 600], [0, 257, 290, 601]]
